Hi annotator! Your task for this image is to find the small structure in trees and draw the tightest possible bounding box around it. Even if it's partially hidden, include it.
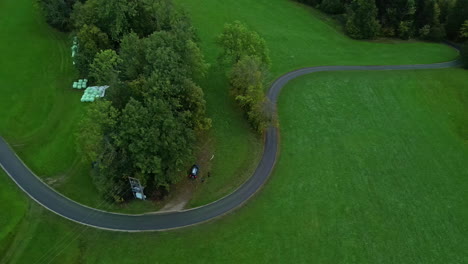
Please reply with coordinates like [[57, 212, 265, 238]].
[[128, 177, 146, 200]]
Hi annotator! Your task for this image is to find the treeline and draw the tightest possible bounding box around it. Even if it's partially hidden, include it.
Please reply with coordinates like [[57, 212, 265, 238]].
[[39, 0, 210, 201], [218, 22, 271, 133], [296, 0, 468, 41]]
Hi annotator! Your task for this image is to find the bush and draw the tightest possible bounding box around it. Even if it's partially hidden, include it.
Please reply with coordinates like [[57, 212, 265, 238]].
[[228, 56, 268, 133], [38, 0, 76, 31]]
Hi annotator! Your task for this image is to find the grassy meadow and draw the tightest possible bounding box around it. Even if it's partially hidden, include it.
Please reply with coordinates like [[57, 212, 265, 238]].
[[1, 0, 467, 262], [2, 68, 467, 263]]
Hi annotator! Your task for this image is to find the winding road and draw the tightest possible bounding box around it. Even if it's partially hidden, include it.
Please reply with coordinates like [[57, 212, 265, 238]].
[[0, 58, 461, 231]]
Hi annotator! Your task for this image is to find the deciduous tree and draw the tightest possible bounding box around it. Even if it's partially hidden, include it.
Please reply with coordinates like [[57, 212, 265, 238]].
[[218, 21, 271, 66], [345, 0, 381, 39], [90, 50, 122, 85], [446, 0, 468, 39], [229, 56, 268, 133], [38, 0, 76, 31], [75, 25, 111, 75]]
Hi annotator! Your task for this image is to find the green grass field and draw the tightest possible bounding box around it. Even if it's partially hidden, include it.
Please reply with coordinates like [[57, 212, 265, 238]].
[[174, 0, 459, 206], [174, 0, 458, 77], [1, 0, 467, 262], [2, 0, 457, 211], [2, 69, 467, 263], [0, 171, 28, 258]]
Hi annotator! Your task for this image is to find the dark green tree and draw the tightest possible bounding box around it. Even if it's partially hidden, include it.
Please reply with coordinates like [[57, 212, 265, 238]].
[[75, 25, 111, 75], [446, 0, 468, 39], [119, 33, 146, 81], [38, 0, 76, 31], [76, 100, 119, 163], [345, 0, 381, 39], [89, 50, 122, 85], [72, 0, 137, 41], [460, 20, 468, 39], [115, 98, 195, 189], [414, 0, 446, 40], [218, 21, 271, 66], [72, 0, 178, 42]]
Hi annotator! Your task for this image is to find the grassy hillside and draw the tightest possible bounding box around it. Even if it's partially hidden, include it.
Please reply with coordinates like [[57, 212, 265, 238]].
[[174, 0, 458, 76], [3, 68, 467, 263], [174, 0, 459, 206], [0, 0, 81, 175], [0, 0, 459, 210]]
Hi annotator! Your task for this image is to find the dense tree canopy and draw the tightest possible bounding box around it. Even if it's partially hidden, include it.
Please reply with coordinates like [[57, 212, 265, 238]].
[[71, 0, 170, 41], [75, 24, 111, 76], [345, 0, 381, 39], [38, 0, 76, 31], [89, 50, 122, 85], [446, 0, 468, 39], [296, 0, 468, 41], [68, 0, 211, 201], [460, 20, 468, 39]]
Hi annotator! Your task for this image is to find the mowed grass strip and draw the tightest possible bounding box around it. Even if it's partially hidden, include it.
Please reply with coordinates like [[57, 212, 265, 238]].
[[6, 68, 467, 263]]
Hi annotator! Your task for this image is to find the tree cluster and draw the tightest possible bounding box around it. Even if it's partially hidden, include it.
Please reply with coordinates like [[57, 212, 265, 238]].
[[52, 0, 212, 201], [38, 0, 77, 31], [218, 22, 271, 133], [296, 0, 468, 41]]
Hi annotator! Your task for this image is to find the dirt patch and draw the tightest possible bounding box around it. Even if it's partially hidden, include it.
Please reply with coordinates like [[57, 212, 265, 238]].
[[159, 181, 195, 211], [43, 174, 66, 187], [159, 132, 215, 211]]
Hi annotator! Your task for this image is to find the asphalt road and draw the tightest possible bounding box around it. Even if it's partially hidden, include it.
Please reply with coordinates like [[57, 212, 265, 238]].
[[0, 58, 461, 231]]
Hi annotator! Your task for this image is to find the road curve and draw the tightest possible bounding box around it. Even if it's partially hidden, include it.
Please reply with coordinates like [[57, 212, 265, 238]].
[[0, 58, 461, 231]]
